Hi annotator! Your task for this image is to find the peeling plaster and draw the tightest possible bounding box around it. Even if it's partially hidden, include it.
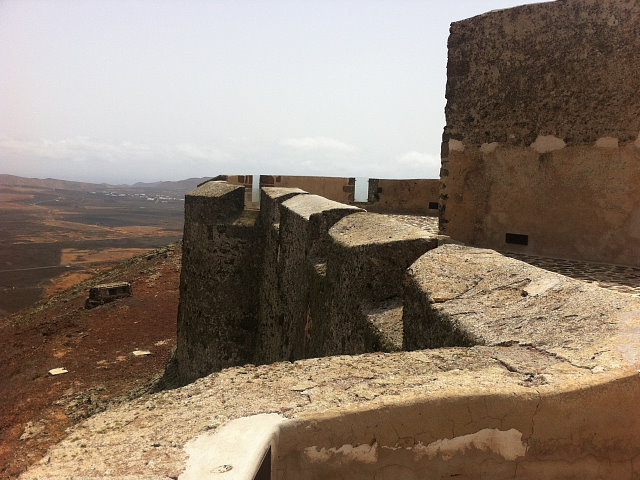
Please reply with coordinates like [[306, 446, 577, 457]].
[[414, 428, 527, 462], [480, 142, 500, 154], [304, 443, 379, 465], [304, 429, 526, 469], [595, 137, 619, 148], [449, 139, 465, 152], [530, 135, 566, 154]]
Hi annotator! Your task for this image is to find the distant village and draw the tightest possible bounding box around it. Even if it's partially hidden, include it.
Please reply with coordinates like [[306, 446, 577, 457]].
[[88, 190, 184, 203]]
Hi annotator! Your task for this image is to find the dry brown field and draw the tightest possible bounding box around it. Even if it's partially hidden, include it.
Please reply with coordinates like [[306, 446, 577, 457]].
[[0, 179, 188, 317]]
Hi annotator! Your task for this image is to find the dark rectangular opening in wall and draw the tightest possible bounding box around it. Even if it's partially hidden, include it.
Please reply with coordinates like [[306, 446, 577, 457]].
[[505, 233, 528, 245], [428, 202, 439, 210]]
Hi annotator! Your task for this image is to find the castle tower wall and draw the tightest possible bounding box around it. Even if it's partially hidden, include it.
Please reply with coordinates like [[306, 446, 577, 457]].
[[441, 0, 640, 265]]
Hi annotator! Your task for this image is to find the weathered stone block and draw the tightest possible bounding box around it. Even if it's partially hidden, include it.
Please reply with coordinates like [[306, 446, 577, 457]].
[[259, 187, 307, 227], [254, 187, 307, 364], [403, 244, 640, 370], [275, 195, 361, 360], [184, 181, 245, 225], [306, 213, 438, 356]]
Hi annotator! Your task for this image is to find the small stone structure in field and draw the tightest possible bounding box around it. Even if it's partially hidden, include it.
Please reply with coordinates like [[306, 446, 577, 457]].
[[85, 282, 132, 309]]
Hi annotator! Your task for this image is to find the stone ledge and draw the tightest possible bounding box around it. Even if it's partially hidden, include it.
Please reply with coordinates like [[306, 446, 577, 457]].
[[329, 212, 435, 247], [20, 344, 640, 479], [281, 194, 361, 221], [403, 244, 640, 371], [259, 187, 307, 226], [188, 180, 242, 198]]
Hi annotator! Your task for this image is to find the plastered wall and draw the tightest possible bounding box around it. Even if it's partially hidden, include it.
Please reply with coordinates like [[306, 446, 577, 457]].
[[441, 0, 640, 265], [275, 375, 640, 479]]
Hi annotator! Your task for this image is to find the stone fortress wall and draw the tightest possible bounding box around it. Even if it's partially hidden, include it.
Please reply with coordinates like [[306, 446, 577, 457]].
[[169, 180, 446, 384], [366, 178, 441, 216], [219, 174, 441, 216], [163, 178, 640, 477], [441, 0, 640, 266]]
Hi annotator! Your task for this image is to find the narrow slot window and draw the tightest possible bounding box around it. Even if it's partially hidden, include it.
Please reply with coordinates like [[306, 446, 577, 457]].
[[428, 202, 439, 210], [505, 233, 528, 245]]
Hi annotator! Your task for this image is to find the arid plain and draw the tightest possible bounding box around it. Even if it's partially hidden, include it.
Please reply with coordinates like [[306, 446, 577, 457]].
[[0, 174, 201, 317]]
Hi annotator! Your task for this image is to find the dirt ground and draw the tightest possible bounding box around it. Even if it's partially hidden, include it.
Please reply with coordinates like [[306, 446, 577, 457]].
[[0, 243, 181, 479]]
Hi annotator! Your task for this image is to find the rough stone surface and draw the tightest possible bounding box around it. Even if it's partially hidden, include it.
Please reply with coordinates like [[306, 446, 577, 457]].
[[443, 0, 640, 147], [404, 245, 640, 371], [305, 213, 438, 356], [254, 188, 308, 364], [171, 186, 442, 377], [19, 344, 640, 479], [363, 298, 404, 351], [17, 239, 640, 479], [503, 251, 640, 296], [169, 183, 263, 385], [259, 187, 307, 227], [265, 195, 362, 362]]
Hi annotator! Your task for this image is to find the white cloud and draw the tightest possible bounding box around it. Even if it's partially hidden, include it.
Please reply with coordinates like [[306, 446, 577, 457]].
[[174, 143, 232, 163], [280, 136, 357, 153], [391, 151, 441, 179], [0, 137, 154, 163], [396, 151, 440, 169]]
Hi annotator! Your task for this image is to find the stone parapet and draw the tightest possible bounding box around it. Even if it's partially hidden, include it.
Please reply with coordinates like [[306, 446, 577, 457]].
[[171, 181, 263, 385], [259, 187, 307, 227], [271, 195, 362, 361], [21, 219, 640, 479], [308, 213, 439, 356], [260, 175, 356, 204]]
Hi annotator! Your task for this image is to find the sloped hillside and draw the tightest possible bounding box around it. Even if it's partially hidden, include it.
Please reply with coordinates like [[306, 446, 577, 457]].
[[0, 243, 181, 479]]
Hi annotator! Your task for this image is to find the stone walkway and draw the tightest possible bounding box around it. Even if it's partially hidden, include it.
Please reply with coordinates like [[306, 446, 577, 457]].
[[387, 214, 640, 297], [386, 214, 439, 236], [502, 252, 640, 296]]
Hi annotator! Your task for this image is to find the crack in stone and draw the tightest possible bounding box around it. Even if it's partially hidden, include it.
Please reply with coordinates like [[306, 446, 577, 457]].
[[529, 389, 542, 442], [520, 343, 594, 371], [491, 356, 524, 374], [431, 278, 484, 304], [492, 342, 594, 371]]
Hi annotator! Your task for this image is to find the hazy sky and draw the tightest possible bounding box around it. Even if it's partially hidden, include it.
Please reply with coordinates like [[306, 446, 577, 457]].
[[1, 0, 546, 184]]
